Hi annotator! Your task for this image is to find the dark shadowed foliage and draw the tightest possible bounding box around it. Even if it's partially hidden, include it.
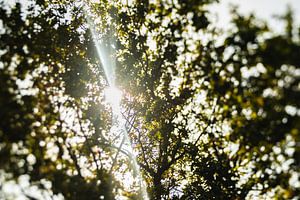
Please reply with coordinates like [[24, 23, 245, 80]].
[[0, 0, 299, 199]]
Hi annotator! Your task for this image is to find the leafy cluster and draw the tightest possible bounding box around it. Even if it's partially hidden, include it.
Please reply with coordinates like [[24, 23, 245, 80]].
[[0, 0, 299, 199]]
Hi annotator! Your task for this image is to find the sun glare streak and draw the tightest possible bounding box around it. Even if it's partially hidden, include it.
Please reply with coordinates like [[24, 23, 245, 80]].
[[83, 3, 149, 200], [112, 108, 149, 200], [84, 5, 116, 86]]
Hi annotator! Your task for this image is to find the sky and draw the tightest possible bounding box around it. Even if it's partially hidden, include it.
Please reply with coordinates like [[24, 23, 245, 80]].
[[209, 0, 300, 33]]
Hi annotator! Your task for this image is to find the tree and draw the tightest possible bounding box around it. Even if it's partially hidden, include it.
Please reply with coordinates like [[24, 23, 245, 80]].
[[1, 0, 300, 199], [0, 1, 116, 199]]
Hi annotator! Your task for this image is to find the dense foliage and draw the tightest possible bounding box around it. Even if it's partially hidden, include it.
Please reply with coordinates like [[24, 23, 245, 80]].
[[0, 0, 299, 199]]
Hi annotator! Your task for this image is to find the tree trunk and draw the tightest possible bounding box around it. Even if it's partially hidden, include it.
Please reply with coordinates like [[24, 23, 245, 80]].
[[153, 174, 163, 200]]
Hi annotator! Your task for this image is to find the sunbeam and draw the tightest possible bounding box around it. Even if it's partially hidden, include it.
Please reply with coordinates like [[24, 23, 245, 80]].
[[83, 3, 149, 200], [85, 6, 116, 86]]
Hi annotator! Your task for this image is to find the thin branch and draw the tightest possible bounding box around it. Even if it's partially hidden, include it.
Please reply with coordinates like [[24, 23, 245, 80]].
[[121, 110, 153, 171], [66, 143, 83, 178]]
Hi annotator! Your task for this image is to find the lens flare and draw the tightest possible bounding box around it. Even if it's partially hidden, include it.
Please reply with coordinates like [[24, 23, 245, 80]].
[[84, 4, 149, 199]]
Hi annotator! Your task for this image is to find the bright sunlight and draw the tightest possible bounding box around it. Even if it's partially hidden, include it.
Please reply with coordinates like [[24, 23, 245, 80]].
[[104, 86, 123, 106]]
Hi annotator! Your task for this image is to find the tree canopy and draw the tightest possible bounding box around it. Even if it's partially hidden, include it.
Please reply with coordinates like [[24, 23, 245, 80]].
[[0, 0, 300, 199]]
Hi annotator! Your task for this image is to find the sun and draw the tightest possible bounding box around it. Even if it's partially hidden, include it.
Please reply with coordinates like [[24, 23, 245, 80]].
[[104, 86, 123, 106]]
